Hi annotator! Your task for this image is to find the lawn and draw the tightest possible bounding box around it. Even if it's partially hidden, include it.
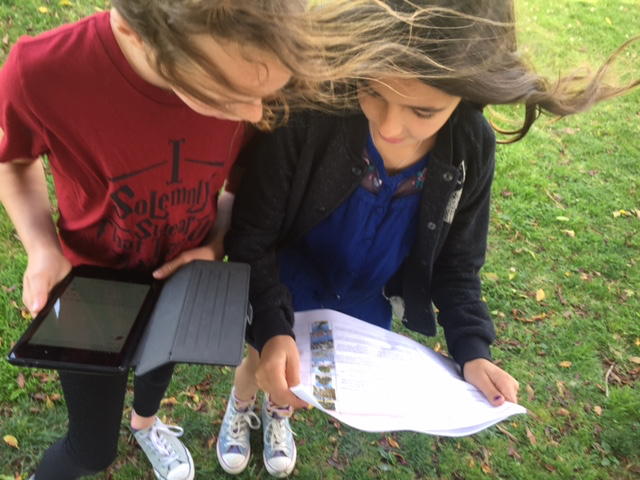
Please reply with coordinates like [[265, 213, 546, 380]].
[[1, 1, 639, 479]]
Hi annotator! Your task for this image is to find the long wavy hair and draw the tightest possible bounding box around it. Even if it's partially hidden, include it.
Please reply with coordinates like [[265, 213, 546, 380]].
[[307, 0, 640, 141]]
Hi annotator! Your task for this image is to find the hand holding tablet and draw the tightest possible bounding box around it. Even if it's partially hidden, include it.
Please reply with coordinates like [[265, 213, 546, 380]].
[[7, 261, 250, 375]]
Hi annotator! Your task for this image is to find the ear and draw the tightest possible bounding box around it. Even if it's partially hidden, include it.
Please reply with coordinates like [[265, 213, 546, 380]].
[[110, 8, 144, 48]]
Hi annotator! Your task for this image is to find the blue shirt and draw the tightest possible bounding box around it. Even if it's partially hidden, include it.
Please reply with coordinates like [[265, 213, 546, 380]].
[[278, 132, 429, 329]]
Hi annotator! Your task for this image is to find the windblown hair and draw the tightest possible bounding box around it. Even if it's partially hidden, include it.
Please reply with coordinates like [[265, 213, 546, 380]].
[[110, 0, 336, 129], [308, 0, 640, 141]]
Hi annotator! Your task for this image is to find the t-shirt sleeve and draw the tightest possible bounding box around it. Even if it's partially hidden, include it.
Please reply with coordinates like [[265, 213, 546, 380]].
[[0, 41, 48, 163]]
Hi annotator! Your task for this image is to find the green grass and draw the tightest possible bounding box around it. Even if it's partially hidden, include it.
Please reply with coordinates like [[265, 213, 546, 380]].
[[1, 0, 640, 479]]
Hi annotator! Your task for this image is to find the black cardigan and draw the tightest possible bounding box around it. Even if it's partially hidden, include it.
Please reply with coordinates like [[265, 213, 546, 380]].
[[226, 101, 497, 367]]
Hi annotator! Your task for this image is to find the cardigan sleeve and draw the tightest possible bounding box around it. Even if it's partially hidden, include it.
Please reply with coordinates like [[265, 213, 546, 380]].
[[431, 109, 497, 367], [224, 121, 305, 352]]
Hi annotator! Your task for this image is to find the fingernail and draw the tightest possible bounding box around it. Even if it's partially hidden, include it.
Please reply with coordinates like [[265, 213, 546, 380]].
[[494, 395, 503, 402], [31, 301, 40, 312]]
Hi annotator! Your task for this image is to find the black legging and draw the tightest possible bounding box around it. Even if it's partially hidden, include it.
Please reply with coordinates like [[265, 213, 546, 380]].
[[33, 364, 175, 480]]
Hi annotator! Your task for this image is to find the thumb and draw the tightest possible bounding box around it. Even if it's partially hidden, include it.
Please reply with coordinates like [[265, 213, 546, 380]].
[[24, 278, 48, 315], [153, 256, 184, 279]]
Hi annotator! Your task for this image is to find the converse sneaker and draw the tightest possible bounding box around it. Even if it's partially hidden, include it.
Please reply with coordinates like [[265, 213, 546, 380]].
[[217, 389, 261, 474], [262, 398, 296, 478], [133, 417, 194, 480]]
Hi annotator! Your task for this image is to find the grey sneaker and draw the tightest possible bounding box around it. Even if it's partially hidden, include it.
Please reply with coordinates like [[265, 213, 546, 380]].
[[262, 398, 296, 478], [217, 389, 261, 474], [133, 417, 194, 480]]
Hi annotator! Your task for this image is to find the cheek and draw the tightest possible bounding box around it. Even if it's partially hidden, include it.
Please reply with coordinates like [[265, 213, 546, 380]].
[[358, 97, 380, 123]]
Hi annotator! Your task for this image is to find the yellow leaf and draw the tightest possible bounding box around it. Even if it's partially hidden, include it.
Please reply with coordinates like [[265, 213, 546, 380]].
[[594, 405, 603, 416], [605, 17, 612, 25], [192, 394, 200, 403], [536, 289, 545, 302], [388, 436, 400, 449], [3, 434, 19, 448], [433, 342, 442, 353], [484, 272, 499, 282], [613, 210, 621, 218], [635, 338, 640, 346], [38, 6, 49, 13], [630, 357, 640, 365], [561, 229, 575, 238], [559, 361, 572, 368], [59, 0, 72, 5]]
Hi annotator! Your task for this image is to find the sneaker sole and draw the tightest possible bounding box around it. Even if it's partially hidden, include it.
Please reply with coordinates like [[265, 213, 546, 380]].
[[217, 444, 251, 475], [263, 444, 297, 478]]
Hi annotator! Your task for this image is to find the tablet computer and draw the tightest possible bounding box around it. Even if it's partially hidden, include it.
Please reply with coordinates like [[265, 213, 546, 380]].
[[7, 266, 162, 375]]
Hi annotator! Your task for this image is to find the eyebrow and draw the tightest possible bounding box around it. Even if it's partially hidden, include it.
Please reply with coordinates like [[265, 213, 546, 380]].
[[364, 80, 448, 113]]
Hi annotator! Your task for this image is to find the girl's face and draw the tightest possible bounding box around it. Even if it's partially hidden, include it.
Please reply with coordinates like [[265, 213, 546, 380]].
[[358, 78, 461, 162]]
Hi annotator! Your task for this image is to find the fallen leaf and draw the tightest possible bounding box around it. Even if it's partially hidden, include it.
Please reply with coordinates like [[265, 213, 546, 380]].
[[594, 406, 603, 416], [526, 384, 535, 402], [17, 372, 25, 389], [557, 407, 570, 416], [630, 357, 640, 365], [525, 425, 537, 445], [561, 229, 575, 238], [484, 272, 499, 282], [387, 436, 400, 449], [559, 361, 572, 368], [536, 289, 546, 302], [59, 0, 72, 5], [3, 434, 19, 448], [38, 6, 49, 13], [605, 17, 612, 25], [556, 216, 570, 222]]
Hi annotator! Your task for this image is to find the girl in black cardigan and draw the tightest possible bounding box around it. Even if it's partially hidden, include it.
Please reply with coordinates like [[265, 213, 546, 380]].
[[216, 1, 639, 476]]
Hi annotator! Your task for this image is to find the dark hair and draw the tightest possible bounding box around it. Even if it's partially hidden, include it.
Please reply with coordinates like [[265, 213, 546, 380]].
[[310, 0, 640, 141]]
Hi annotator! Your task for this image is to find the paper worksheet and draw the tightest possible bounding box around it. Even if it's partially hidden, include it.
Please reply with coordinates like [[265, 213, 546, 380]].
[[290, 309, 526, 436]]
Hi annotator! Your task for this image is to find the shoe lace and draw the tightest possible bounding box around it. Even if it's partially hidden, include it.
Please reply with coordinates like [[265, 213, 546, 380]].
[[225, 409, 261, 448], [264, 414, 295, 456], [144, 422, 184, 467]]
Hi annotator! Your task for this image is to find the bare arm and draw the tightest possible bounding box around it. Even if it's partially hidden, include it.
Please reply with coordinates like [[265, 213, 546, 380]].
[[0, 149, 71, 313]]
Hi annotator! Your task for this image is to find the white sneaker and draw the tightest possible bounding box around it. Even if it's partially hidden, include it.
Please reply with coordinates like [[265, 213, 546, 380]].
[[217, 389, 261, 474], [262, 398, 296, 478], [133, 417, 194, 480]]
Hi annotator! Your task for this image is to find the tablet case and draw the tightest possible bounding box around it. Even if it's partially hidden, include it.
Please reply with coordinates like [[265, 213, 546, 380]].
[[132, 260, 251, 375]]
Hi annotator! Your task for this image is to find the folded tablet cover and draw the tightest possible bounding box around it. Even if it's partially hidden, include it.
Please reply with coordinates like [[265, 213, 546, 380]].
[[133, 260, 250, 376]]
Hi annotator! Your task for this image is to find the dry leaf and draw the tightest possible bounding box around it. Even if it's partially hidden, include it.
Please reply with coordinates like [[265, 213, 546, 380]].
[[59, 0, 72, 6], [605, 17, 612, 25], [561, 229, 575, 238], [630, 357, 640, 365], [536, 289, 545, 302], [38, 6, 49, 13], [3, 434, 19, 448], [557, 407, 570, 416], [594, 406, 603, 416], [525, 425, 537, 445], [387, 436, 400, 449], [559, 361, 572, 368], [526, 384, 535, 402], [17, 372, 25, 389], [484, 272, 499, 282]]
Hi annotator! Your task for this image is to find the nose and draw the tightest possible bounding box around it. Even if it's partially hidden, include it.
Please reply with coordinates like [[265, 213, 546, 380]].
[[376, 105, 403, 138]]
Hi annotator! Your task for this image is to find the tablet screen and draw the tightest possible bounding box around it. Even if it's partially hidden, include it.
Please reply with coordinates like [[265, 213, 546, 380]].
[[8, 266, 161, 373], [29, 277, 151, 353]]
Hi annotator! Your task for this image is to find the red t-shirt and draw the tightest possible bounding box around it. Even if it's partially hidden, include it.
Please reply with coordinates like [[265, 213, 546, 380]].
[[0, 12, 249, 270]]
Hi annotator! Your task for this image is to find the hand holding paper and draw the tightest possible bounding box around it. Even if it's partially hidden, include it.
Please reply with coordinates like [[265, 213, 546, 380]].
[[290, 309, 526, 436]]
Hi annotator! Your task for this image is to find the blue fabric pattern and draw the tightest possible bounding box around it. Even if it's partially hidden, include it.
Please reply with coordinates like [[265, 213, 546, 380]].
[[278, 131, 429, 330]]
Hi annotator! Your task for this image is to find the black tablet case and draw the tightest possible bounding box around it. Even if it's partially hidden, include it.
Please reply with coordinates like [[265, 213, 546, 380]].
[[132, 260, 250, 375]]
